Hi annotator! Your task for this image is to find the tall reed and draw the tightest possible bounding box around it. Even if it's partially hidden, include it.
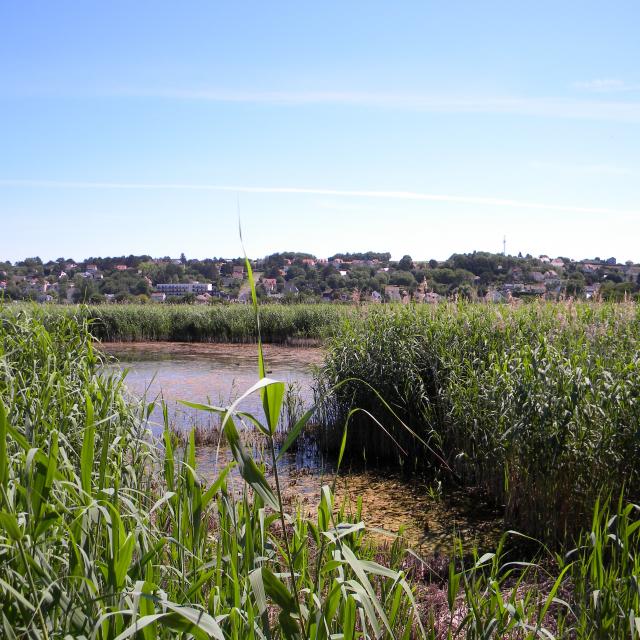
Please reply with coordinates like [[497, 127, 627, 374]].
[[320, 302, 640, 541], [27, 303, 354, 343]]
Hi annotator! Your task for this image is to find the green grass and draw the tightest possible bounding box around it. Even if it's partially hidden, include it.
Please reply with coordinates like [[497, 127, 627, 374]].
[[22, 303, 355, 343], [320, 301, 640, 543]]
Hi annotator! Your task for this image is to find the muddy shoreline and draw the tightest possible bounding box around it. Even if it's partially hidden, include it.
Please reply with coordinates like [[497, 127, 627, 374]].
[[99, 340, 325, 363]]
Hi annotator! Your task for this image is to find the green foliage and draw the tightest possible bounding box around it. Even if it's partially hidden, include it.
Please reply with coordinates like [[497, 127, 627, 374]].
[[321, 301, 640, 542], [0, 305, 420, 638]]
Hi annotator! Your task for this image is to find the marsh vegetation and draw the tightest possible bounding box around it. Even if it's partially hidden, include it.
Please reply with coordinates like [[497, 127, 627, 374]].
[[36, 303, 353, 343], [1, 298, 639, 638]]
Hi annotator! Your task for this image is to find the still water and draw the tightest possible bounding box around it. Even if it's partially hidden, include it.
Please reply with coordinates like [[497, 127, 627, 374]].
[[103, 341, 321, 432], [103, 342, 502, 553]]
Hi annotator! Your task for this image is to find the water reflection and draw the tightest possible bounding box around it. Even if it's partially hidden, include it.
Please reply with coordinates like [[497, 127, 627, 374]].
[[103, 342, 321, 433]]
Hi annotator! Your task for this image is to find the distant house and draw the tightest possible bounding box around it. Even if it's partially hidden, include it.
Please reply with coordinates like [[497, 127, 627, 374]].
[[302, 258, 316, 266], [85, 264, 98, 272], [262, 278, 277, 293], [81, 271, 103, 280], [539, 255, 551, 263], [232, 266, 245, 279], [283, 281, 299, 295], [369, 290, 383, 303], [530, 271, 545, 283], [115, 264, 128, 271], [195, 293, 212, 304], [150, 292, 166, 303], [550, 258, 565, 268]]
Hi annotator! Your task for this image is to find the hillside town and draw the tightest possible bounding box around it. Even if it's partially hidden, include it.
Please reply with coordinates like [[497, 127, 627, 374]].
[[1, 251, 639, 304]]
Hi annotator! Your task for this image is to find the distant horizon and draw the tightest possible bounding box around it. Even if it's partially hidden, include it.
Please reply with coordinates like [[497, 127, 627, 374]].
[[1, 248, 631, 267]]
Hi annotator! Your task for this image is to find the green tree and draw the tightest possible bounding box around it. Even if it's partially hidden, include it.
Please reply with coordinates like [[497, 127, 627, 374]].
[[73, 278, 98, 303], [398, 255, 413, 271], [389, 271, 416, 287]]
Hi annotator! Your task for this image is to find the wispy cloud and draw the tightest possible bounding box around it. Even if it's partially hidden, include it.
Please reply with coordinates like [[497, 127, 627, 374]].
[[573, 78, 640, 93], [109, 88, 640, 122], [530, 161, 639, 176], [0, 178, 636, 217], [5, 84, 640, 122]]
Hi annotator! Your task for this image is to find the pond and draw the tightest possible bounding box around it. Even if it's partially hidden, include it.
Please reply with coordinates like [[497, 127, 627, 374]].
[[103, 341, 503, 553], [102, 341, 321, 432]]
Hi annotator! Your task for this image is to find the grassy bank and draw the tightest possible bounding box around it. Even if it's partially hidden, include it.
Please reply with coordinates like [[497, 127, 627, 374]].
[[320, 301, 640, 542], [23, 303, 354, 343]]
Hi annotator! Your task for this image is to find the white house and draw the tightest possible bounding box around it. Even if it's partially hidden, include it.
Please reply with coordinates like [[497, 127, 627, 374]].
[[156, 282, 212, 296]]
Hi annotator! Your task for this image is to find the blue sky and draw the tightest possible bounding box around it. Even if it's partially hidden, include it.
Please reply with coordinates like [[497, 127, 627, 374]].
[[1, 1, 639, 262]]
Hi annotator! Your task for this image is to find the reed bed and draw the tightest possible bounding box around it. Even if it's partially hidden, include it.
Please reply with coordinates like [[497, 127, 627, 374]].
[[29, 303, 354, 343], [320, 301, 640, 542]]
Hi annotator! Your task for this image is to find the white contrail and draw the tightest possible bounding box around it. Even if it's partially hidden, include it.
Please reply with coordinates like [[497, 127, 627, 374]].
[[110, 89, 640, 122], [0, 178, 636, 216], [5, 87, 640, 121]]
